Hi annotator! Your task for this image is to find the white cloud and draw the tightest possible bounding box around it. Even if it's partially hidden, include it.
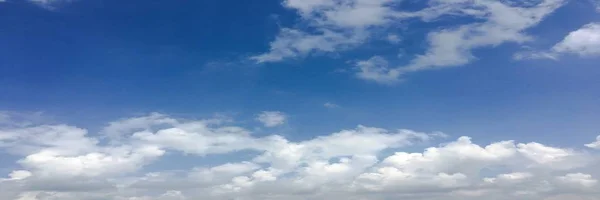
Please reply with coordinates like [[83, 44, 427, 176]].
[[251, 0, 397, 63], [26, 0, 73, 9], [1, 112, 600, 200], [0, 111, 48, 128], [552, 23, 600, 56], [1, 170, 32, 181], [251, 28, 368, 63], [386, 34, 401, 44], [324, 102, 340, 108], [586, 135, 600, 149], [516, 22, 600, 60], [355, 56, 400, 84], [591, 0, 600, 12], [483, 172, 533, 185], [256, 111, 287, 127], [102, 113, 178, 141], [556, 173, 598, 188], [254, 0, 566, 84]]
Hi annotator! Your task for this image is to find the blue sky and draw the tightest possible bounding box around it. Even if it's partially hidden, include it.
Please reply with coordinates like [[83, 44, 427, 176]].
[[1, 0, 600, 200]]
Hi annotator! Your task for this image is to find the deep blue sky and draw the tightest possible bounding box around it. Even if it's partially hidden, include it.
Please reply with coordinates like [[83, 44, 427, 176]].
[[1, 0, 599, 147]]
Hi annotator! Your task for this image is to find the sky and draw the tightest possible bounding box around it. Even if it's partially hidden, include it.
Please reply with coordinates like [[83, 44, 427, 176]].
[[1, 0, 600, 199]]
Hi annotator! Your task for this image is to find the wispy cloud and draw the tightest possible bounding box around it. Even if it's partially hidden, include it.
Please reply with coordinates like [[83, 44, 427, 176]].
[[254, 0, 567, 84], [324, 102, 340, 108], [256, 111, 287, 127]]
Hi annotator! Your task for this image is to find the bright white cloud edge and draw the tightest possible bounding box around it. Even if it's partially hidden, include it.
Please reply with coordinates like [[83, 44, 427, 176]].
[[516, 22, 600, 60], [1, 112, 600, 200], [586, 135, 600, 149]]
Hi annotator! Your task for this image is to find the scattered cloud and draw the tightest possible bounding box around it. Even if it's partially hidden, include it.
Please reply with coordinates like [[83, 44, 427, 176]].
[[0, 111, 49, 128], [513, 50, 558, 60], [552, 23, 600, 57], [591, 0, 600, 12], [251, 0, 393, 63], [517, 22, 600, 60], [254, 0, 566, 84], [1, 112, 599, 199], [586, 135, 600, 149], [256, 111, 287, 127], [324, 102, 340, 108], [17, 0, 75, 9], [386, 34, 401, 44], [355, 56, 399, 84], [101, 112, 178, 141]]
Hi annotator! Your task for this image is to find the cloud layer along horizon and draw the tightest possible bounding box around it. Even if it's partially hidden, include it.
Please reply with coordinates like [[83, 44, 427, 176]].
[[1, 112, 599, 200]]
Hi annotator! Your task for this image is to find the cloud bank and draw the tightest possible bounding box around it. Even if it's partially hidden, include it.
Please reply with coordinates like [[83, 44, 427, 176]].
[[1, 112, 600, 200]]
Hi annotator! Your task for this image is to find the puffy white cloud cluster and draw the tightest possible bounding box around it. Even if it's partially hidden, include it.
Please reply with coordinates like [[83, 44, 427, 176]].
[[1, 112, 600, 200], [254, 0, 569, 84]]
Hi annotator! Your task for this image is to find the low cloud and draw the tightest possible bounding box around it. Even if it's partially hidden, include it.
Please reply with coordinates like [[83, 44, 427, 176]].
[[1, 112, 599, 200]]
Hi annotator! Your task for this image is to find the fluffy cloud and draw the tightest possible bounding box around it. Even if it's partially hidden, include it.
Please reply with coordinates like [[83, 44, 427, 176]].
[[552, 23, 600, 57], [256, 111, 287, 127], [1, 112, 599, 200], [254, 0, 567, 84], [515, 22, 600, 60]]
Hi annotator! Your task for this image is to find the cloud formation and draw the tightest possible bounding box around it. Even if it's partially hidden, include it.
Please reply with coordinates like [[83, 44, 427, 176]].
[[324, 102, 340, 108], [586, 135, 600, 150], [256, 111, 287, 127], [254, 0, 567, 84], [516, 22, 600, 60], [552, 23, 600, 57], [1, 112, 599, 200]]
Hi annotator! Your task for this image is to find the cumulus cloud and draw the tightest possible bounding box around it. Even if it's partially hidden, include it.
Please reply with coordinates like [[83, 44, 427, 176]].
[[254, 0, 566, 84], [552, 23, 600, 56], [256, 111, 287, 127], [556, 173, 598, 188], [1, 112, 600, 200]]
